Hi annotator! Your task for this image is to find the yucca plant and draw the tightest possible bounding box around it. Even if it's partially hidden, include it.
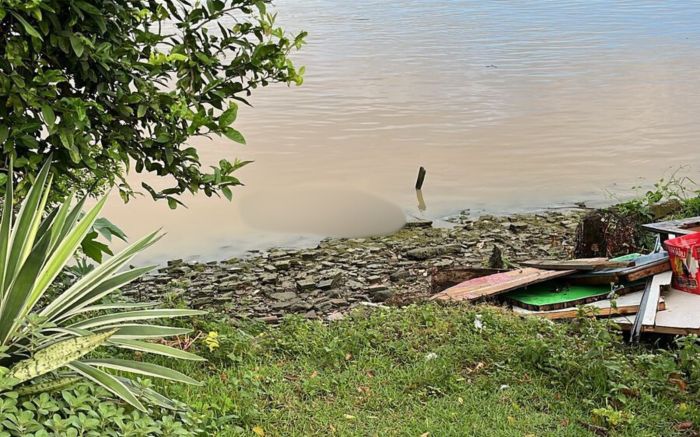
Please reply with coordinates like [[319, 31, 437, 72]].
[[0, 159, 205, 411]]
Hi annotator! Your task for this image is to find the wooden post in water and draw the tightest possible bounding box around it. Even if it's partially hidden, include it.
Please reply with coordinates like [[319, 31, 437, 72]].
[[415, 166, 426, 190]]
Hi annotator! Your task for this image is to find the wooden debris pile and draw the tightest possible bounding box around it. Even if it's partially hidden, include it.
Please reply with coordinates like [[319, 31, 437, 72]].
[[430, 217, 700, 338]]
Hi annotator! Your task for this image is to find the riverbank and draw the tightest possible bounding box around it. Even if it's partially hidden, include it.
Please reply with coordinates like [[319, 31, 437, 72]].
[[126, 205, 700, 436], [124, 208, 586, 321]]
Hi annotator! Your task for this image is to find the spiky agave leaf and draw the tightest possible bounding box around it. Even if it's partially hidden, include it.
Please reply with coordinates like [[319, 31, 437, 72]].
[[40, 232, 162, 322], [80, 358, 202, 385], [15, 376, 81, 396], [68, 361, 145, 411], [116, 376, 184, 410], [108, 339, 206, 361], [0, 158, 204, 409], [8, 330, 116, 384]]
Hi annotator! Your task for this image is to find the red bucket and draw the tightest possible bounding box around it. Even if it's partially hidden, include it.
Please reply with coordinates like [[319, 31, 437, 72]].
[[664, 233, 700, 294]]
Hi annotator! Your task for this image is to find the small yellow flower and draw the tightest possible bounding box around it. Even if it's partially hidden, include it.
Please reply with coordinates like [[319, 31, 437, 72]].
[[204, 331, 220, 352]]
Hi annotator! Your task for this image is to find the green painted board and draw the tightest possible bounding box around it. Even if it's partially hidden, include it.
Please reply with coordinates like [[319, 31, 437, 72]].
[[507, 284, 610, 306], [610, 253, 642, 263], [505, 281, 645, 311]]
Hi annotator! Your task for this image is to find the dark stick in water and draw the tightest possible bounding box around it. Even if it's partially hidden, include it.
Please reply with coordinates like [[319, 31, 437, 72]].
[[415, 166, 426, 190]]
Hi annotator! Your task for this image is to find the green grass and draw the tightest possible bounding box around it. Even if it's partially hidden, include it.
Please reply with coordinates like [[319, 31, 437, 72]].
[[143, 304, 699, 436]]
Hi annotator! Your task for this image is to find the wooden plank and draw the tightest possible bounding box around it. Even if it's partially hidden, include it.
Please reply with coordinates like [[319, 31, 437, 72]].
[[650, 287, 700, 332], [429, 266, 506, 293], [513, 292, 666, 320], [613, 288, 700, 335], [624, 259, 671, 282], [641, 271, 672, 327], [431, 268, 574, 302], [643, 216, 700, 237], [521, 258, 632, 271], [568, 253, 669, 285]]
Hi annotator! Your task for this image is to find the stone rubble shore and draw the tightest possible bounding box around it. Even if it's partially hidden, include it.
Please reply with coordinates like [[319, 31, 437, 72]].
[[123, 210, 586, 323]]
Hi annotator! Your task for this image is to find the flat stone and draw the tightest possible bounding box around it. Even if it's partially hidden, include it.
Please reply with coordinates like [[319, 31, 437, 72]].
[[291, 301, 313, 311], [271, 299, 299, 310], [327, 311, 345, 321], [261, 274, 277, 284], [368, 275, 384, 284], [317, 279, 336, 290], [270, 291, 298, 301], [508, 222, 529, 232], [347, 280, 364, 290], [390, 269, 410, 282], [405, 244, 460, 260], [371, 289, 393, 302], [273, 260, 291, 270], [368, 284, 388, 293], [296, 279, 316, 291], [404, 220, 433, 229], [257, 315, 278, 324], [433, 259, 453, 268]]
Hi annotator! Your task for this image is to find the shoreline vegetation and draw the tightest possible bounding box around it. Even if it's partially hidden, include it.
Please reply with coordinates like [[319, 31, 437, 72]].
[[2, 195, 700, 436], [118, 195, 700, 436]]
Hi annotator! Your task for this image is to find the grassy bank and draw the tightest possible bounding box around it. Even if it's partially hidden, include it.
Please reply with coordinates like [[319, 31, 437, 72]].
[[148, 304, 699, 436]]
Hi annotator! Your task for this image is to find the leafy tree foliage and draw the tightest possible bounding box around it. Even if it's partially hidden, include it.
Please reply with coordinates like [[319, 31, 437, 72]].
[[0, 0, 306, 205]]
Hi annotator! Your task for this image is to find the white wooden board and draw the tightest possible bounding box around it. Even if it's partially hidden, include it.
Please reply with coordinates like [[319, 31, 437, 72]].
[[612, 287, 700, 335], [641, 271, 672, 327]]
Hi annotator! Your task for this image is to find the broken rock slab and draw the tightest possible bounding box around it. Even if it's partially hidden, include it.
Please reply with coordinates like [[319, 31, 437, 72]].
[[270, 291, 298, 301], [405, 244, 461, 260], [296, 279, 316, 291]]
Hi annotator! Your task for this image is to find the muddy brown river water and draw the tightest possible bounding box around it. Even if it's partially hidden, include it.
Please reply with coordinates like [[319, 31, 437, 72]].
[[102, 0, 700, 263]]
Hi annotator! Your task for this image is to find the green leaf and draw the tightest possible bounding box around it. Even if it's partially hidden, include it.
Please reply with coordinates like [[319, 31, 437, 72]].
[[41, 231, 161, 321], [41, 105, 56, 129], [59, 129, 74, 149], [221, 185, 232, 201], [167, 53, 188, 62], [109, 339, 205, 361], [68, 145, 80, 163], [8, 330, 116, 384], [9, 195, 109, 337], [81, 236, 111, 263], [51, 266, 157, 324], [116, 377, 181, 410], [69, 35, 84, 57], [69, 309, 206, 330], [0, 161, 13, 300], [0, 125, 8, 144], [68, 362, 145, 411], [108, 325, 192, 340], [219, 104, 238, 127], [81, 358, 202, 385], [224, 128, 246, 144], [137, 104, 147, 118], [93, 217, 127, 242], [15, 376, 81, 396], [74, 1, 102, 15], [3, 158, 51, 290], [10, 12, 42, 40]]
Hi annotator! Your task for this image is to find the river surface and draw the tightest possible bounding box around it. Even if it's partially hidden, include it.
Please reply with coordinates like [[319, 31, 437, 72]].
[[102, 0, 700, 263]]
